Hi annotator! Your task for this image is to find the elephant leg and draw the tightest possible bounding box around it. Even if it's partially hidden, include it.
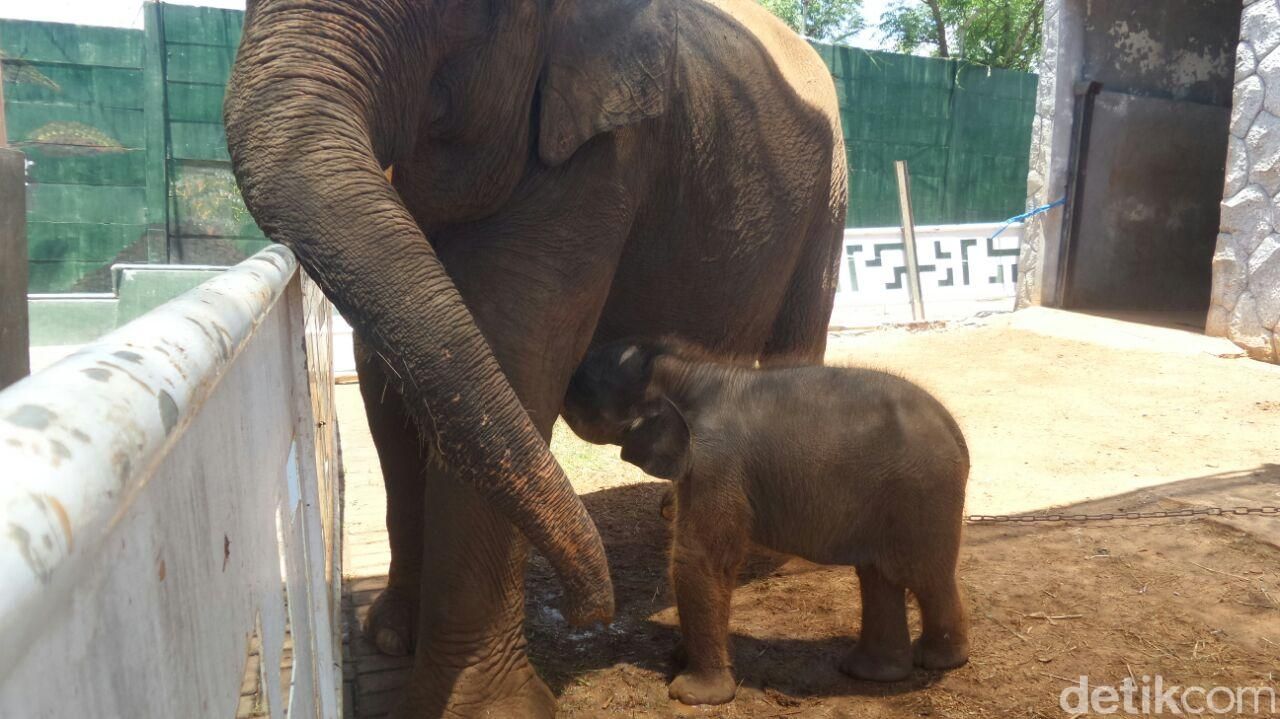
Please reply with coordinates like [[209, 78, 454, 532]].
[[390, 153, 634, 719], [667, 479, 748, 706], [841, 564, 912, 682], [355, 336, 428, 657], [760, 215, 843, 366], [910, 571, 970, 670]]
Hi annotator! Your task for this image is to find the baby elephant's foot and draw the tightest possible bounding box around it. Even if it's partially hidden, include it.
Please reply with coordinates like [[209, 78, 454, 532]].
[[669, 669, 736, 706], [839, 645, 912, 682], [912, 635, 969, 671]]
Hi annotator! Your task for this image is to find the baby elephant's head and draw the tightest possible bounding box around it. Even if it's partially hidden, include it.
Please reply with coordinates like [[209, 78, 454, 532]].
[[619, 398, 691, 480], [563, 340, 662, 445], [563, 339, 693, 480]]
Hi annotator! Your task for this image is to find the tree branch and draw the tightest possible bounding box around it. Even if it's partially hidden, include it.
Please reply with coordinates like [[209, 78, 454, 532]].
[[1012, 0, 1045, 66], [924, 0, 950, 57]]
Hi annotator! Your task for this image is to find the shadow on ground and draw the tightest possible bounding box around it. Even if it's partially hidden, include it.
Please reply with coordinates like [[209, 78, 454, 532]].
[[346, 466, 1280, 717], [524, 481, 934, 701], [521, 468, 1280, 717]]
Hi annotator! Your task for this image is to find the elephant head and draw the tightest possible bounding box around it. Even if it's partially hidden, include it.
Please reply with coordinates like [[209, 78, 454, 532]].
[[224, 0, 678, 625], [620, 398, 692, 480]]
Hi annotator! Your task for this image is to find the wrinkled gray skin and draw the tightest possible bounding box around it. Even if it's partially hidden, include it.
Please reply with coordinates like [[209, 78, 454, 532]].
[[225, 0, 846, 715], [564, 339, 972, 705]]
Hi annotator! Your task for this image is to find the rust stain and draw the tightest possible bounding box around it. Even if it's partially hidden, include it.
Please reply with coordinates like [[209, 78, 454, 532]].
[[212, 323, 233, 359], [184, 316, 216, 343], [112, 450, 132, 486], [184, 316, 228, 358], [157, 555, 166, 582], [97, 360, 154, 395], [41, 494, 73, 552], [48, 439, 71, 467], [8, 524, 51, 584], [163, 352, 189, 381]]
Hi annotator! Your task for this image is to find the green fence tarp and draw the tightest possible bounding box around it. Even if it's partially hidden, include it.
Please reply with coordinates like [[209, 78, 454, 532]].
[[2, 6, 265, 293], [2, 8, 1037, 293], [815, 42, 1038, 228]]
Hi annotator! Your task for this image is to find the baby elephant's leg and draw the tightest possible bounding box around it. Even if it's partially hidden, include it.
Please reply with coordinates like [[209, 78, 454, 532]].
[[659, 485, 676, 521], [910, 573, 970, 670], [841, 564, 913, 682], [668, 503, 747, 705]]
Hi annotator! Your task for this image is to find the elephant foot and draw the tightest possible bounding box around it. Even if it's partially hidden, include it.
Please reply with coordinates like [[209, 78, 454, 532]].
[[838, 644, 912, 683], [390, 643, 556, 719], [364, 584, 419, 656], [473, 681, 557, 719], [912, 635, 969, 671], [669, 668, 737, 706]]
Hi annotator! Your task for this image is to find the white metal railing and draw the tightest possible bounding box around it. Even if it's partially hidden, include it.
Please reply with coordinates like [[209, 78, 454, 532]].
[[0, 246, 342, 718], [831, 222, 1023, 326]]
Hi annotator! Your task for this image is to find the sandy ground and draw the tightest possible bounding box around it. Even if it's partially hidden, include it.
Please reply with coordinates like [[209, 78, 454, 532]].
[[341, 308, 1280, 718]]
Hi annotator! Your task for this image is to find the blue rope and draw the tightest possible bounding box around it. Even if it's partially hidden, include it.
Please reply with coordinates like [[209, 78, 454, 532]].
[[987, 197, 1067, 241]]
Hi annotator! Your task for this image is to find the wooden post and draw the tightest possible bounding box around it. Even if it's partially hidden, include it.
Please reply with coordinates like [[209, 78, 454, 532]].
[[142, 1, 172, 264], [1, 52, 30, 389], [0, 47, 8, 147], [894, 160, 926, 322], [0, 148, 29, 390]]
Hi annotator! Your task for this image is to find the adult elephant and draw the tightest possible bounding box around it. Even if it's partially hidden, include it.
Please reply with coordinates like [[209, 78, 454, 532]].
[[225, 0, 846, 715]]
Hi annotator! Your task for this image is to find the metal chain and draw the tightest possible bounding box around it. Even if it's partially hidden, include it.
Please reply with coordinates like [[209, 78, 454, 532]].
[[967, 506, 1280, 524]]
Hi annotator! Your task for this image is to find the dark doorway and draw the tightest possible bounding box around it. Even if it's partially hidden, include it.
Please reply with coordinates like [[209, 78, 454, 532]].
[[1058, 1, 1243, 326]]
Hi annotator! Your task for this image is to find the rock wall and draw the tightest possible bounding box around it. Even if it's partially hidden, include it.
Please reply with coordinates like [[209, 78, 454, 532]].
[[1213, 0, 1280, 361], [1018, 0, 1081, 308]]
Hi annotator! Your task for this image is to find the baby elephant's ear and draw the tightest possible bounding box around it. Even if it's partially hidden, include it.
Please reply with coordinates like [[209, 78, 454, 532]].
[[620, 398, 690, 480]]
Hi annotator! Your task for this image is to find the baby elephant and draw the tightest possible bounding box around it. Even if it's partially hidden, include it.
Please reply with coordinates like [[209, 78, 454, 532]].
[[563, 339, 971, 705]]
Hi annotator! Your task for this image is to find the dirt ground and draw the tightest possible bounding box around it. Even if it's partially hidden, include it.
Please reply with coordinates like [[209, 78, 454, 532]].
[[341, 309, 1280, 718], [526, 485, 1280, 718]]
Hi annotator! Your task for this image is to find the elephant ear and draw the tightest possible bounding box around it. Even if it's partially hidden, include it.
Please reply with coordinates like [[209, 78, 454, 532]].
[[538, 0, 678, 166], [620, 398, 691, 480]]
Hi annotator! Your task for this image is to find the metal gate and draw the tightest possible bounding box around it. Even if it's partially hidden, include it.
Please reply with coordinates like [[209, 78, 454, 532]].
[[0, 245, 342, 718]]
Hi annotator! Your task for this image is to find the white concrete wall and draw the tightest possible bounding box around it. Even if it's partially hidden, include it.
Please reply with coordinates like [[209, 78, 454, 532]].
[[1213, 0, 1280, 362], [831, 223, 1023, 326], [0, 246, 342, 718]]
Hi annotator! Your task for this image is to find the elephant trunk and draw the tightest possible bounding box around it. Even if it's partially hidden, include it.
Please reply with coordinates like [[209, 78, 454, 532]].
[[224, 3, 613, 625]]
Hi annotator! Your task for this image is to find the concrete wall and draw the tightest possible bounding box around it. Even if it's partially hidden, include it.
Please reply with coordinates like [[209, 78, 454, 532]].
[[1212, 0, 1280, 362], [1022, 0, 1243, 318], [1082, 0, 1241, 106]]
